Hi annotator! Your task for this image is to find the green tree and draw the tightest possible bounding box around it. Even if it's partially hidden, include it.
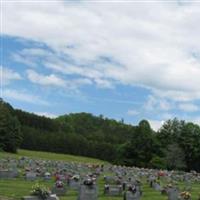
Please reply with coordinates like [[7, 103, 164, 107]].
[[165, 143, 186, 170], [0, 99, 22, 153], [122, 120, 157, 167]]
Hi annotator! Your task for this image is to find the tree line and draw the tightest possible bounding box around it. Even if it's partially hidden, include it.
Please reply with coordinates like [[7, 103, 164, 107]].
[[1, 98, 200, 172]]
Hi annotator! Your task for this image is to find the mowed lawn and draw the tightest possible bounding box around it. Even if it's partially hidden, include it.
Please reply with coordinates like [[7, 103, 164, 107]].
[[0, 149, 107, 164], [0, 178, 200, 200], [0, 150, 199, 200]]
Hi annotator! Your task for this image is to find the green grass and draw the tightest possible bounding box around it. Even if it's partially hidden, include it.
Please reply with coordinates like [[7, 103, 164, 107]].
[[0, 149, 199, 200], [0, 149, 107, 164], [0, 178, 199, 200]]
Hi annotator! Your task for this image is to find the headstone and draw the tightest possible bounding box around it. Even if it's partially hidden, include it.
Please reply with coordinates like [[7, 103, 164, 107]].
[[44, 172, 51, 181], [124, 191, 141, 200], [77, 184, 97, 200], [69, 176, 81, 190], [167, 187, 179, 200], [26, 172, 37, 181], [104, 184, 122, 196], [23, 194, 59, 200], [0, 170, 18, 179], [152, 182, 162, 191], [124, 185, 141, 200]]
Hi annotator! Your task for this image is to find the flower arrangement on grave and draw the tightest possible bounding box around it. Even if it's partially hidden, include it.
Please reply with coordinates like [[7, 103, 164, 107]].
[[180, 191, 191, 200], [166, 183, 173, 188], [72, 175, 80, 181], [83, 178, 95, 188], [55, 180, 64, 188], [31, 183, 51, 200], [128, 185, 137, 194]]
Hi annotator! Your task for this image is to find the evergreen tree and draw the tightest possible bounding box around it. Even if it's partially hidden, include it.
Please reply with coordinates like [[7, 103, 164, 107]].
[[0, 99, 22, 152]]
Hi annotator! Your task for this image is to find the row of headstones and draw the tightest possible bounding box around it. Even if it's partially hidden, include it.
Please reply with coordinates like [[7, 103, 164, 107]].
[[0, 157, 97, 176], [1, 157, 200, 185], [23, 183, 142, 200], [148, 178, 195, 200]]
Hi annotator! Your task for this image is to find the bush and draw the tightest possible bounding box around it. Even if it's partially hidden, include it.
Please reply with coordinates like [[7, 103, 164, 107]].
[[31, 183, 51, 200]]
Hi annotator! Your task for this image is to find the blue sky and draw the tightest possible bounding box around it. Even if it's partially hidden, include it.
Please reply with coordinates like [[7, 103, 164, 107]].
[[1, 1, 200, 130]]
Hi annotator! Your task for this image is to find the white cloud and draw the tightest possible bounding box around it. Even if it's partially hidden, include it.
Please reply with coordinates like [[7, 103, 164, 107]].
[[4, 89, 49, 105], [178, 103, 199, 112], [3, 1, 200, 101], [144, 95, 173, 112], [27, 69, 66, 87], [127, 109, 139, 116], [34, 112, 57, 118], [26, 69, 92, 89], [2, 67, 22, 85], [149, 120, 164, 131]]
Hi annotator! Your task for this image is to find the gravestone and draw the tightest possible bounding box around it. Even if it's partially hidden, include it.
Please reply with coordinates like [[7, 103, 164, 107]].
[[26, 172, 37, 181], [44, 172, 51, 181], [23, 194, 59, 200], [152, 182, 162, 191], [0, 170, 18, 179], [69, 176, 81, 190], [167, 187, 179, 200], [104, 184, 122, 196], [77, 184, 97, 200], [124, 190, 141, 200]]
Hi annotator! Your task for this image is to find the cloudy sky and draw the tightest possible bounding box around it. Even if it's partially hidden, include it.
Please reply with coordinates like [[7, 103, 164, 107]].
[[1, 0, 200, 130]]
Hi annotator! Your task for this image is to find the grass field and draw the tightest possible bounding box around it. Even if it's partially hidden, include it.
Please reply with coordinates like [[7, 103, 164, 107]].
[[0, 149, 107, 164], [0, 150, 199, 200]]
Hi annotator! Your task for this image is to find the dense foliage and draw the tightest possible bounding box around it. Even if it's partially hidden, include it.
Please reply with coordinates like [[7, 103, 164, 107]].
[[0, 99, 22, 153], [1, 99, 200, 172]]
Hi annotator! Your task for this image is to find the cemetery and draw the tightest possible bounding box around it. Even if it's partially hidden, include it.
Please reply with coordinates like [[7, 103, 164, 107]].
[[0, 150, 200, 200], [2, 1, 200, 200]]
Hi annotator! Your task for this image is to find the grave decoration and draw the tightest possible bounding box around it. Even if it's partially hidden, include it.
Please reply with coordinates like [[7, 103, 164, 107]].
[[51, 180, 67, 196], [180, 191, 192, 200], [23, 183, 59, 200]]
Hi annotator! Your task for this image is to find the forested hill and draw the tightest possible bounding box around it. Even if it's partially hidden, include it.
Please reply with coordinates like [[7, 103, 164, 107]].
[[15, 109, 135, 162], [1, 98, 200, 172]]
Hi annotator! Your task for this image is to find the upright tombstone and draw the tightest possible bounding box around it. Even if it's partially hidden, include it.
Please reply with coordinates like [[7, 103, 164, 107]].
[[44, 172, 51, 181], [152, 181, 162, 191], [104, 184, 122, 196], [26, 172, 37, 181], [69, 175, 81, 190], [167, 187, 179, 200], [52, 181, 67, 196], [77, 179, 98, 200], [23, 194, 59, 200], [124, 185, 141, 200], [0, 169, 18, 179], [184, 179, 192, 191]]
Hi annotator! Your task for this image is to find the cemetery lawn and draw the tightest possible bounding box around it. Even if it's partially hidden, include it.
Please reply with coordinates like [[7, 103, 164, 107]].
[[0, 149, 107, 164], [0, 149, 200, 200], [0, 178, 200, 200]]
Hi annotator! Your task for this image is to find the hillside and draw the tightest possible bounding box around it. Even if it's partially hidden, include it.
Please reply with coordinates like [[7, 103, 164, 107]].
[[1, 99, 200, 172], [0, 149, 107, 164]]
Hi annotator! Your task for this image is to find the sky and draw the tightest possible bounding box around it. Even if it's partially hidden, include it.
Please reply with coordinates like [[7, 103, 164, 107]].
[[1, 0, 200, 130]]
